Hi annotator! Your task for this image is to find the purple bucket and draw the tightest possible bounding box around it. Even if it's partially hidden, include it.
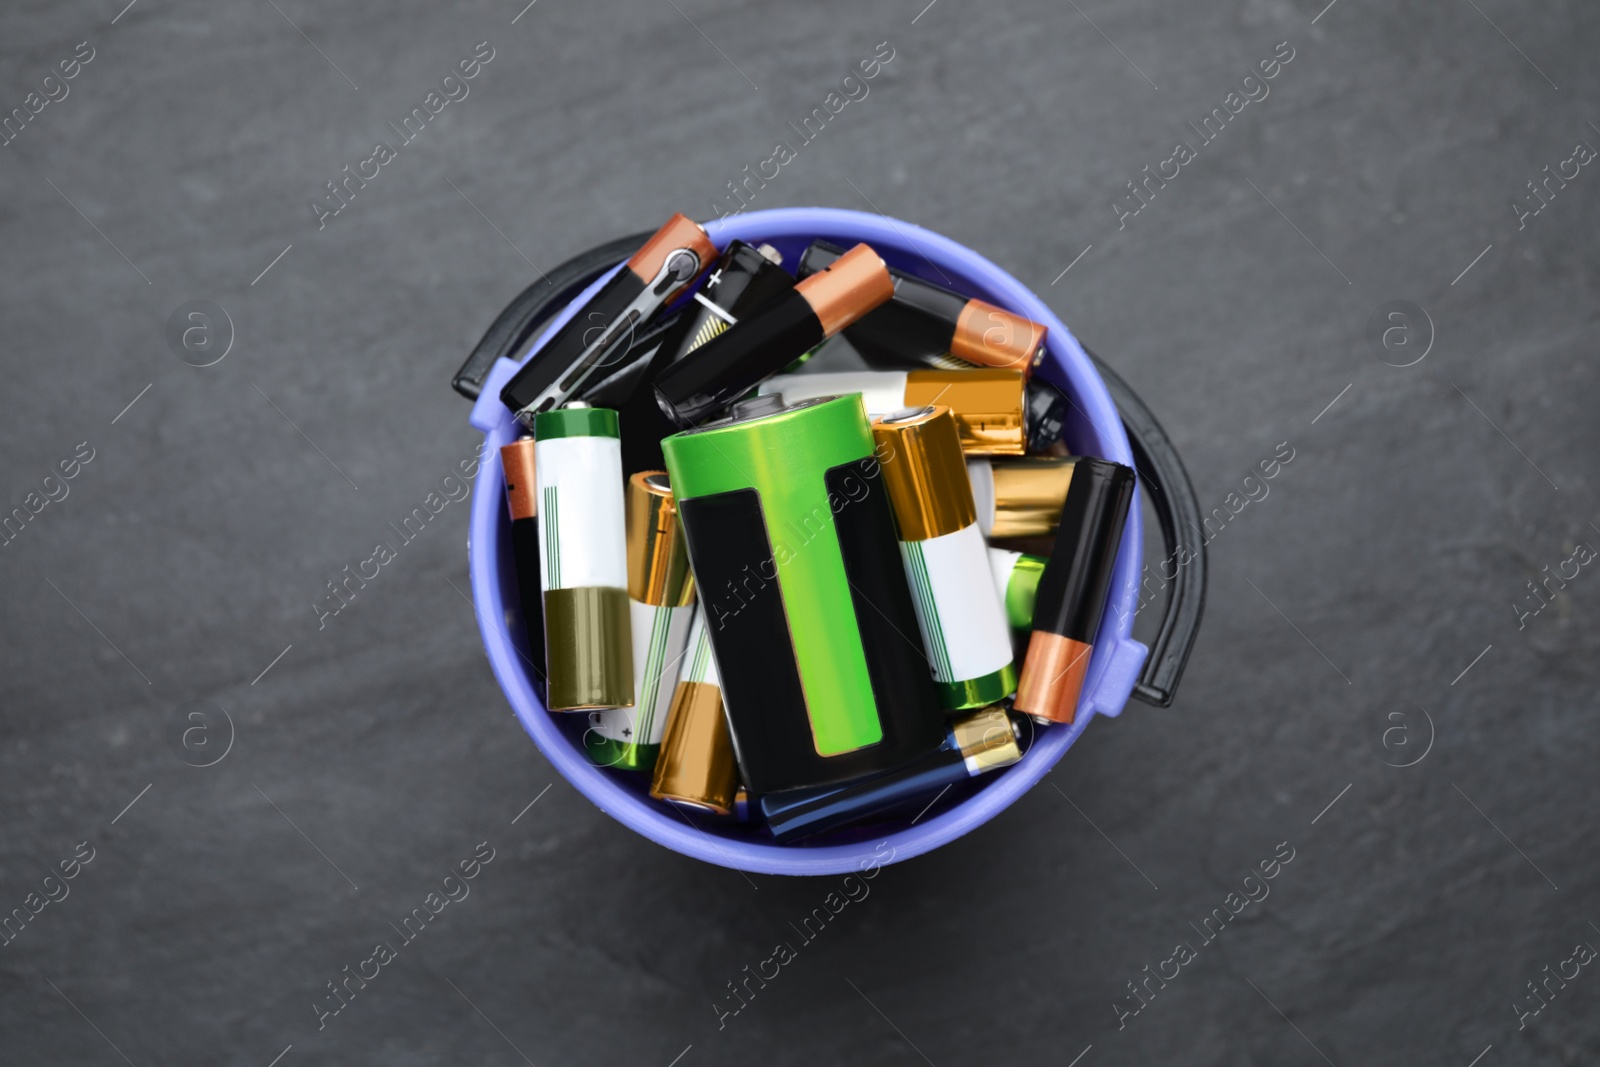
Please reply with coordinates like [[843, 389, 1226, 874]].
[[466, 207, 1148, 876]]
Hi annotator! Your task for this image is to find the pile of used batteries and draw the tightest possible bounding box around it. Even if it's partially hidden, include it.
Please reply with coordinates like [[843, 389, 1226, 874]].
[[496, 214, 1134, 845]]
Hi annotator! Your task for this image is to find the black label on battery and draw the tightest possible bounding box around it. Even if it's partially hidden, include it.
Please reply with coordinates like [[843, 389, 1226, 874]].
[[826, 457, 946, 755]]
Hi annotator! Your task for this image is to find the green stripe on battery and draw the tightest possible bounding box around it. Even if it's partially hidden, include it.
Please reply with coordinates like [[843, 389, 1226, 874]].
[[1005, 553, 1047, 629], [935, 660, 1019, 711], [533, 406, 620, 439], [543, 486, 561, 588], [903, 540, 953, 683], [636, 605, 673, 744], [686, 623, 711, 684]]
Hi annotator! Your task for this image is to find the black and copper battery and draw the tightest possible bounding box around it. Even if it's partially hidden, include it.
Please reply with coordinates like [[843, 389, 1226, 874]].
[[607, 240, 796, 473], [1013, 458, 1135, 726], [796, 239, 1049, 377], [498, 438, 547, 694], [500, 214, 717, 424], [586, 472, 696, 771], [760, 705, 1027, 843], [759, 368, 1029, 455], [653, 243, 894, 426], [650, 606, 739, 814]]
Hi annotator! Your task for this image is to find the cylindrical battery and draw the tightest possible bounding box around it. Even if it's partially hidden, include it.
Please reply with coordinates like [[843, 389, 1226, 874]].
[[760, 705, 1027, 843], [760, 368, 1027, 455], [662, 393, 946, 795], [533, 405, 634, 711], [586, 472, 696, 770], [499, 438, 548, 694], [653, 244, 893, 426], [986, 547, 1047, 630], [501, 214, 717, 421], [1013, 457, 1136, 725], [967, 456, 1079, 538], [796, 239, 1048, 377], [610, 241, 795, 474], [871, 406, 1016, 711], [650, 606, 739, 814]]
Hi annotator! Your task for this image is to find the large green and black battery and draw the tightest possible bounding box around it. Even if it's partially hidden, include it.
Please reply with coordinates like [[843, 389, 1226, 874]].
[[533, 405, 633, 711], [661, 393, 946, 795]]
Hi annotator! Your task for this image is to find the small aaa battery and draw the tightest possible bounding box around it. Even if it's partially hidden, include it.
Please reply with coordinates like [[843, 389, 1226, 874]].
[[650, 606, 739, 814], [986, 547, 1047, 630], [653, 243, 894, 426], [760, 368, 1028, 455], [501, 214, 717, 422], [609, 241, 795, 475], [587, 472, 697, 770], [1013, 457, 1135, 726], [499, 438, 548, 693], [533, 405, 633, 711], [796, 239, 1049, 377], [872, 405, 1017, 711]]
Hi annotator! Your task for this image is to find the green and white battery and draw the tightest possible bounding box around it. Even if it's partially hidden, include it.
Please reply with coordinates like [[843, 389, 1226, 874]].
[[587, 471, 697, 771], [533, 405, 634, 712], [871, 405, 1018, 711]]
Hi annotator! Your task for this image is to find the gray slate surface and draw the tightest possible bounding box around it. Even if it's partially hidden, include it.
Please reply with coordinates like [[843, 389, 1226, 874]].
[[2, 0, 1598, 1064]]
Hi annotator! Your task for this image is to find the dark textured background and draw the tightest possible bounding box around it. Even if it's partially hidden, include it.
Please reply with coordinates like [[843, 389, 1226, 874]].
[[2, 0, 1598, 1064]]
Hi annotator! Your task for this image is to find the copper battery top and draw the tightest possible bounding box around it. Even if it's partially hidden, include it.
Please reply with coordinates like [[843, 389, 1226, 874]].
[[626, 471, 695, 606], [951, 300, 1049, 376], [903, 368, 1026, 455], [871, 406, 976, 542], [624, 213, 718, 291], [991, 456, 1078, 538], [794, 243, 895, 337], [500, 438, 539, 521], [1014, 631, 1093, 725], [949, 705, 1023, 773]]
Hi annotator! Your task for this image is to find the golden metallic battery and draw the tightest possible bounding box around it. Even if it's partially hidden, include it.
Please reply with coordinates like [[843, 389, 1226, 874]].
[[650, 607, 738, 814], [872, 406, 1017, 711], [967, 456, 1078, 539], [761, 368, 1027, 455], [625, 472, 695, 607], [589, 472, 697, 771]]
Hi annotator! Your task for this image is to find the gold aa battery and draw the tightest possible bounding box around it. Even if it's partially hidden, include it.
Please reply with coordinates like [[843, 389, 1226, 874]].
[[872, 406, 1017, 711], [650, 607, 738, 814], [626, 472, 695, 608], [967, 456, 1078, 539], [589, 472, 697, 771], [903, 369, 1026, 455], [763, 369, 1026, 455]]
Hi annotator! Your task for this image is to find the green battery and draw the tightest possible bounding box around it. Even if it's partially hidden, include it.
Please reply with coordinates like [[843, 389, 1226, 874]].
[[661, 393, 945, 795]]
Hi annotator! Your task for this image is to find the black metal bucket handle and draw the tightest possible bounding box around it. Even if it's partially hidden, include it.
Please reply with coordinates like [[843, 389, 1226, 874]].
[[452, 236, 1205, 708]]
